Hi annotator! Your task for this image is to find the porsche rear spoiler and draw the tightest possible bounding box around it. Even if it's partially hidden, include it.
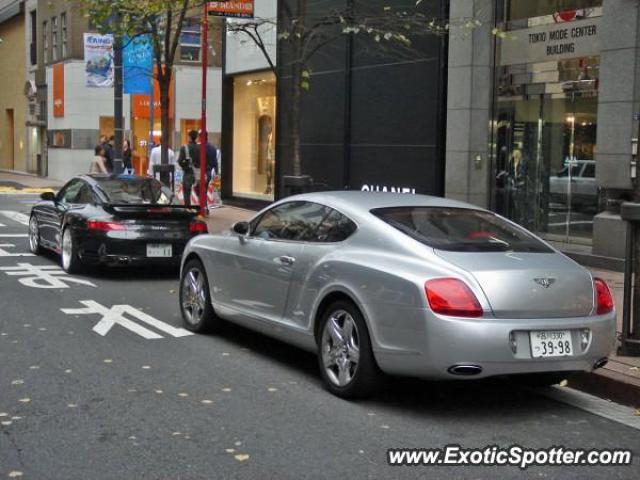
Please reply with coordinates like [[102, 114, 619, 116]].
[[105, 204, 200, 217]]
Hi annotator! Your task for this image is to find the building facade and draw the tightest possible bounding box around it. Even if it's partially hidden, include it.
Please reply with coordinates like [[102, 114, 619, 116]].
[[220, 0, 638, 260], [0, 0, 28, 173], [35, 0, 224, 181], [446, 0, 640, 260]]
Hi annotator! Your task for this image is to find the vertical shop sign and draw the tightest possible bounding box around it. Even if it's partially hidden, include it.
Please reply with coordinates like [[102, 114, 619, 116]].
[[53, 63, 64, 117], [124, 35, 153, 95], [84, 33, 114, 88]]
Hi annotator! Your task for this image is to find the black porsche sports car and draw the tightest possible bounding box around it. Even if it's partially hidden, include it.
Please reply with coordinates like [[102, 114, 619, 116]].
[[28, 174, 208, 272]]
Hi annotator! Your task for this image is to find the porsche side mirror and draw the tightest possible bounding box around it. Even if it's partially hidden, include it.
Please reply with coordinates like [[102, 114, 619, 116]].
[[232, 221, 250, 236], [40, 191, 56, 202]]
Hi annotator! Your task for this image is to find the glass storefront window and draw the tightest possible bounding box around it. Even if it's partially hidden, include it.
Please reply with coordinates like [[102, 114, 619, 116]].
[[492, 0, 602, 244], [232, 71, 276, 201]]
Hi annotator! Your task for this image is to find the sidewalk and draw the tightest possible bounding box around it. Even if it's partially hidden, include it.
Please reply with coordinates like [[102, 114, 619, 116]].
[[0, 170, 64, 192]]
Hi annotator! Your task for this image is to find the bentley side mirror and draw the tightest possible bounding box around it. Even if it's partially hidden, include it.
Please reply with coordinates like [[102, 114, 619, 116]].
[[232, 221, 250, 236], [40, 191, 56, 202]]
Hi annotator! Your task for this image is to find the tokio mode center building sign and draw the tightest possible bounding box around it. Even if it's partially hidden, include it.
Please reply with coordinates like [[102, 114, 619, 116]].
[[500, 16, 600, 66]]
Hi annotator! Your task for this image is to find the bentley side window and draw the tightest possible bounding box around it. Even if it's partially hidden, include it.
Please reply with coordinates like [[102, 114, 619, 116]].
[[253, 202, 331, 241], [313, 209, 357, 242]]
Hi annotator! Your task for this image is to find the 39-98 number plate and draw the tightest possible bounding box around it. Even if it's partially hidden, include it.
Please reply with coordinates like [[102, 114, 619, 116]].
[[530, 330, 573, 358]]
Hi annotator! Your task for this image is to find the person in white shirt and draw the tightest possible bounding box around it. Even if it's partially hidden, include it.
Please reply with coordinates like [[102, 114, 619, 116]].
[[147, 144, 176, 177]]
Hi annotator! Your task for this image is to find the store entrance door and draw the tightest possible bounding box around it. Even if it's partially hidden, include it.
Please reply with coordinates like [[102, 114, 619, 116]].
[[494, 68, 598, 243]]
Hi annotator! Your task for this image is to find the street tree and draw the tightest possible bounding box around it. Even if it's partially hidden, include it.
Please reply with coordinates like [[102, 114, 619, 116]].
[[226, 0, 478, 181], [79, 0, 204, 167]]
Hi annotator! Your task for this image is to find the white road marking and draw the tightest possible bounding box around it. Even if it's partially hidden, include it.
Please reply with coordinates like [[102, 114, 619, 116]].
[[0, 244, 34, 257], [61, 300, 194, 340], [535, 386, 640, 431], [0, 263, 96, 288], [0, 211, 30, 226], [0, 234, 28, 238], [0, 222, 5, 227]]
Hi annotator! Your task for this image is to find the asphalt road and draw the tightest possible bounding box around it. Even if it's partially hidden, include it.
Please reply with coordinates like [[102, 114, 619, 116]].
[[1, 193, 639, 480]]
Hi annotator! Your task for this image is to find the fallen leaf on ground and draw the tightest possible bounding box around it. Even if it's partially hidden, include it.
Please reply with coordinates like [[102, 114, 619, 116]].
[[559, 380, 568, 387], [634, 409, 640, 417], [142, 366, 151, 370], [235, 441, 242, 446], [169, 290, 176, 294], [222, 388, 232, 392], [201, 400, 213, 404], [380, 425, 390, 429], [67, 404, 78, 408], [267, 387, 278, 392], [234, 454, 250, 462], [103, 359, 113, 364], [11, 380, 24, 385], [39, 328, 47, 331], [18, 398, 30, 403], [8, 471, 23, 478], [29, 365, 39, 370], [1, 421, 12, 426], [11, 417, 22, 421], [0, 413, 7, 417], [23, 324, 31, 328], [64, 369, 72, 374], [629, 366, 639, 371], [128, 389, 137, 393], [225, 448, 236, 453], [178, 393, 189, 397], [172, 432, 182, 436], [155, 390, 164, 394]]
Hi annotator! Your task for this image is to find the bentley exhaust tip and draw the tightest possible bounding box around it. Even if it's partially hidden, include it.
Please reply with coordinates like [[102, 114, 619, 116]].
[[448, 365, 483, 376], [593, 357, 608, 370]]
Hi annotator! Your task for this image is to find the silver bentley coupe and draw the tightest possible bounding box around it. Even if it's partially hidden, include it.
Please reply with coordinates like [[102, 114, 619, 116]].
[[179, 192, 615, 398]]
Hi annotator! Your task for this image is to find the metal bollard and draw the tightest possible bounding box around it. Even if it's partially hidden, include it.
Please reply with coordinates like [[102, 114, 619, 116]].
[[619, 202, 640, 356]]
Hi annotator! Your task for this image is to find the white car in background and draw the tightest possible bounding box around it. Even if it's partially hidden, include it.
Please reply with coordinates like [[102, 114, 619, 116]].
[[549, 160, 598, 210]]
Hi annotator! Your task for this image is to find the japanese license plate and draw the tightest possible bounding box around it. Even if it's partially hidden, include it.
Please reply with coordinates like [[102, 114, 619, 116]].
[[146, 244, 172, 258], [530, 330, 573, 358]]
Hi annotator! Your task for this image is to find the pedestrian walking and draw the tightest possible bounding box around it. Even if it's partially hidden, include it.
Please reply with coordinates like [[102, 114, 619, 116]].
[[100, 135, 114, 172], [122, 139, 133, 173], [178, 130, 200, 206], [147, 143, 176, 182], [89, 145, 109, 174]]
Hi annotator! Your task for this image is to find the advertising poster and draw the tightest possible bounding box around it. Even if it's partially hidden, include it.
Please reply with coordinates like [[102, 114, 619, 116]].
[[84, 33, 114, 88], [124, 35, 153, 95]]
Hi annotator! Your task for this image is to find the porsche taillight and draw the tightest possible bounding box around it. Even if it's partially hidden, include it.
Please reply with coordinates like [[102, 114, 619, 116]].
[[86, 220, 127, 231], [189, 221, 208, 235], [594, 278, 614, 315], [425, 278, 483, 318]]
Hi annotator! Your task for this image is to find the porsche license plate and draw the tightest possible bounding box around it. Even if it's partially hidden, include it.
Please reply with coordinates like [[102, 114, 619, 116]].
[[530, 330, 573, 358], [147, 244, 172, 258]]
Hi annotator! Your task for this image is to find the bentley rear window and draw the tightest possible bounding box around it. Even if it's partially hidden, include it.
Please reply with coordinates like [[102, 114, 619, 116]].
[[371, 207, 553, 253]]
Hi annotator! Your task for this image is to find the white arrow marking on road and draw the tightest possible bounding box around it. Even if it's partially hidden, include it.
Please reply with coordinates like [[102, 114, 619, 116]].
[[0, 222, 6, 227], [0, 211, 30, 226], [0, 244, 34, 257], [0, 263, 96, 288], [61, 300, 194, 339]]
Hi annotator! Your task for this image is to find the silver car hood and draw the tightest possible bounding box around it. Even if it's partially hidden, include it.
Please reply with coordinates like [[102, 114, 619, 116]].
[[434, 250, 595, 319]]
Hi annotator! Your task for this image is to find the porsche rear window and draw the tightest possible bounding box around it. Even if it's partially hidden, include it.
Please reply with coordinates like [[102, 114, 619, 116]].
[[95, 178, 173, 205], [371, 207, 553, 253]]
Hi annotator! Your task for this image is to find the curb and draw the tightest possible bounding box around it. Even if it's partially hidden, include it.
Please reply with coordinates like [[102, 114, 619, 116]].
[[568, 370, 640, 408]]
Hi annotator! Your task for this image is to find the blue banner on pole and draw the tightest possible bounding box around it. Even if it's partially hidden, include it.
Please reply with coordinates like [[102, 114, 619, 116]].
[[123, 35, 153, 95]]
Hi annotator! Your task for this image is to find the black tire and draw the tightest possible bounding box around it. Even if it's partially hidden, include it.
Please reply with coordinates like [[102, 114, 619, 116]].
[[179, 258, 221, 333], [317, 300, 380, 399], [511, 372, 575, 388], [28, 215, 41, 255], [61, 227, 83, 274]]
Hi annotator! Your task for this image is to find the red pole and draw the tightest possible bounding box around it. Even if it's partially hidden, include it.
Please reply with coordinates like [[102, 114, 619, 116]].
[[199, 2, 208, 216]]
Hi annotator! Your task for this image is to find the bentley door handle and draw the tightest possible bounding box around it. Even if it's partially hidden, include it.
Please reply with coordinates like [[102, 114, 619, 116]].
[[279, 255, 296, 266]]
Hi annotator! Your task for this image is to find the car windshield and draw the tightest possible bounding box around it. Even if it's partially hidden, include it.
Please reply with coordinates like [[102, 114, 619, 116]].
[[371, 207, 553, 253], [95, 177, 174, 205]]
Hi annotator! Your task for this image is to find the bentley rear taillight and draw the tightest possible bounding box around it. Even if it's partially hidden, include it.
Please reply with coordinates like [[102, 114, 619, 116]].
[[425, 278, 483, 318], [594, 278, 614, 315]]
